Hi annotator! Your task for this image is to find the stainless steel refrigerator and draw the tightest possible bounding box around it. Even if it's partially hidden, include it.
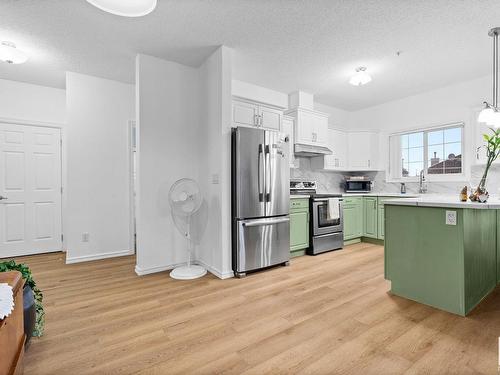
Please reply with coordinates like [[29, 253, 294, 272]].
[[231, 127, 290, 278]]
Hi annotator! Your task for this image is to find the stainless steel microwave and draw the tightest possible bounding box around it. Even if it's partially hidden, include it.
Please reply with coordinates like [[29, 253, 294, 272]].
[[344, 178, 372, 193]]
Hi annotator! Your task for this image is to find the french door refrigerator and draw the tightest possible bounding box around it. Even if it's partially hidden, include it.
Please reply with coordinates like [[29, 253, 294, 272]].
[[231, 126, 290, 278]]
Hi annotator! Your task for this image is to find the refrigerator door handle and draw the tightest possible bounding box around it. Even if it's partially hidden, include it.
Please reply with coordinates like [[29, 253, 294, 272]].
[[258, 144, 264, 202], [241, 217, 290, 227], [265, 144, 271, 203]]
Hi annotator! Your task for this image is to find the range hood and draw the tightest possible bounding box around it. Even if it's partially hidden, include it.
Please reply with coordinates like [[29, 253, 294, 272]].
[[294, 143, 332, 157]]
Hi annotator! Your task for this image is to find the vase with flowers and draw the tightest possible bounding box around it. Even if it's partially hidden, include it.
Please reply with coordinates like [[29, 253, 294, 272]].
[[470, 127, 500, 202]]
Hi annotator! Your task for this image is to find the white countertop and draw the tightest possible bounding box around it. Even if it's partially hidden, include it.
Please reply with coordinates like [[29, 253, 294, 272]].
[[342, 193, 420, 198], [384, 194, 500, 209], [290, 194, 310, 199]]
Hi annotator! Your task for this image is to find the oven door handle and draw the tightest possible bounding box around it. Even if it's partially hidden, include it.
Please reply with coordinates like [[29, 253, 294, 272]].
[[313, 198, 343, 202]]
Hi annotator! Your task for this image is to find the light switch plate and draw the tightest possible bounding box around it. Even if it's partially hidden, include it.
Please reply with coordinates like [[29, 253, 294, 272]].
[[445, 211, 457, 226]]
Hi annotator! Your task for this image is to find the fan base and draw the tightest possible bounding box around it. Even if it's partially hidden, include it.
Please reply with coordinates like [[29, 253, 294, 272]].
[[170, 265, 207, 280]]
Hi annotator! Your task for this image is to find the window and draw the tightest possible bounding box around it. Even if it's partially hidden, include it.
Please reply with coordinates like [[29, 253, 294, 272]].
[[389, 123, 464, 181]]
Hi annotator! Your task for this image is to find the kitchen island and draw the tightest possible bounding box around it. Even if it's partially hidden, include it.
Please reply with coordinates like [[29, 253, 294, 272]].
[[384, 196, 500, 316]]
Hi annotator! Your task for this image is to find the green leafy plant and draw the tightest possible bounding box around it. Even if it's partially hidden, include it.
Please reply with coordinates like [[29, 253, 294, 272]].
[[0, 260, 45, 336]]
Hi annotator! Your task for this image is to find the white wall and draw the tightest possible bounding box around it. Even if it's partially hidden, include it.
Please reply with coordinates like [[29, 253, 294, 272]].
[[351, 76, 490, 177], [135, 54, 202, 275], [232, 79, 288, 108], [198, 47, 233, 278], [65, 72, 135, 263], [0, 78, 65, 124]]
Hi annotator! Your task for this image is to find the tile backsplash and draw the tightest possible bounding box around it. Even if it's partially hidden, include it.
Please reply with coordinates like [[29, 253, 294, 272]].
[[291, 157, 500, 197]]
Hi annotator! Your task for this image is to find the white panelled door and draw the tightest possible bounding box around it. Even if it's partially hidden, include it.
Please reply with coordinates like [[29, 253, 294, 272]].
[[0, 123, 62, 257]]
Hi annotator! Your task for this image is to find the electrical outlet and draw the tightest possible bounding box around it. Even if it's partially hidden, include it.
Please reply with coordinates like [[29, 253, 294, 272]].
[[445, 211, 457, 226], [82, 232, 90, 242]]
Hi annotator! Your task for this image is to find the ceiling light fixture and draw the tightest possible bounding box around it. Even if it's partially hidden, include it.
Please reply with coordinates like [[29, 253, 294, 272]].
[[86, 0, 157, 17], [478, 27, 500, 128], [0, 41, 28, 64], [349, 67, 372, 86]]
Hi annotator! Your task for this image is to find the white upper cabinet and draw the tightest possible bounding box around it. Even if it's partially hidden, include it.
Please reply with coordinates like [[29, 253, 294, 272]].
[[326, 129, 348, 169], [347, 131, 379, 170], [232, 98, 282, 131], [232, 100, 259, 128], [285, 108, 329, 147], [260, 106, 282, 131], [281, 116, 298, 168], [311, 129, 381, 171], [311, 128, 347, 171]]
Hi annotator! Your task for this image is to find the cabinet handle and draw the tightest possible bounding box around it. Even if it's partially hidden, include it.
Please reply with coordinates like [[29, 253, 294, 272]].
[[254, 114, 259, 126], [368, 159, 371, 167]]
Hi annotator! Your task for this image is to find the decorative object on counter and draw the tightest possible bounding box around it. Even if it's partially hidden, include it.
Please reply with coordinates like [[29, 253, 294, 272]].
[[460, 186, 468, 202], [400, 183, 406, 194], [470, 127, 500, 202], [0, 260, 44, 338]]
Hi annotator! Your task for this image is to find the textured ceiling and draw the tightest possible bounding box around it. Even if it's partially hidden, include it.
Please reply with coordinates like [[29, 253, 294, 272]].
[[1, 0, 499, 110]]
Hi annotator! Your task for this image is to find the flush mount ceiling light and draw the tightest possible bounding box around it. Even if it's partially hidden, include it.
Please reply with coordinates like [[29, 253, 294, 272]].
[[349, 67, 372, 86], [0, 41, 28, 64], [86, 0, 157, 17], [478, 27, 500, 128]]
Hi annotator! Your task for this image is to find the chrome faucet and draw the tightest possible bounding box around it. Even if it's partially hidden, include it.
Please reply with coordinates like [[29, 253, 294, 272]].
[[419, 170, 427, 194]]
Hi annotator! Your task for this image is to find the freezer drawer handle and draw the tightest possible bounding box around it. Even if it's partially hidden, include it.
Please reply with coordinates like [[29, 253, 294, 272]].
[[241, 217, 290, 227]]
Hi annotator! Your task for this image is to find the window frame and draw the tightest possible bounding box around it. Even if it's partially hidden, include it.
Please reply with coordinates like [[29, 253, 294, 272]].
[[388, 122, 466, 183]]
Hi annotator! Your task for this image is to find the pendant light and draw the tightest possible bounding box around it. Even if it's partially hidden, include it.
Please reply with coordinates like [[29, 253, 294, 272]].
[[478, 27, 500, 128], [86, 0, 157, 17], [0, 41, 28, 64], [349, 67, 372, 86]]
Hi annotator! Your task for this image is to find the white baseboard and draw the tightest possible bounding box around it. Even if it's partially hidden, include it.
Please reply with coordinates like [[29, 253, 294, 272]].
[[195, 260, 234, 279], [134, 262, 184, 276], [135, 260, 234, 279], [66, 249, 134, 264]]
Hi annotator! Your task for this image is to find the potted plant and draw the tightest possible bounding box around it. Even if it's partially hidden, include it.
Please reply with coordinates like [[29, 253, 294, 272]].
[[0, 260, 45, 343], [471, 127, 500, 202]]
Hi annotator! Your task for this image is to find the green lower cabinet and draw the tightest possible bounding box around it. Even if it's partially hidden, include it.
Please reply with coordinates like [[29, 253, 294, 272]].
[[497, 210, 500, 285], [385, 205, 497, 316], [343, 197, 363, 240], [290, 199, 309, 257], [363, 197, 378, 238]]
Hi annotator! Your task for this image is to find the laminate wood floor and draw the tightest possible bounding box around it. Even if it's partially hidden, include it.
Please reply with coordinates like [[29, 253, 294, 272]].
[[6, 242, 500, 374]]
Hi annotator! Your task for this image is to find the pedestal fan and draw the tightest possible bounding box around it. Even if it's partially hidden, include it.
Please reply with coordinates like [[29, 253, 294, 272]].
[[168, 178, 207, 280]]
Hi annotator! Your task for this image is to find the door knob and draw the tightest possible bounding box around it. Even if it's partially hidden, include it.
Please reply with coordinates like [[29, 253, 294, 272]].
[[0, 196, 8, 200]]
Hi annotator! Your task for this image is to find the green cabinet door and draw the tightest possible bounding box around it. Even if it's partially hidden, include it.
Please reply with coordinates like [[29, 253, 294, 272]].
[[343, 197, 363, 240], [290, 211, 309, 251], [363, 197, 378, 238], [290, 199, 310, 256]]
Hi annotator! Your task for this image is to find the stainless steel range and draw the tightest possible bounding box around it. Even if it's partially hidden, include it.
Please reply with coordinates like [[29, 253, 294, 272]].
[[290, 180, 344, 255], [308, 193, 343, 255]]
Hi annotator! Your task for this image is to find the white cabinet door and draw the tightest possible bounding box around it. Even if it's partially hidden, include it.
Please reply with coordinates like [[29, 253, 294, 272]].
[[313, 114, 329, 146], [260, 106, 282, 131], [295, 110, 314, 144], [348, 132, 373, 169], [0, 123, 62, 257], [327, 129, 348, 169], [232, 100, 258, 127], [282, 117, 297, 168]]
